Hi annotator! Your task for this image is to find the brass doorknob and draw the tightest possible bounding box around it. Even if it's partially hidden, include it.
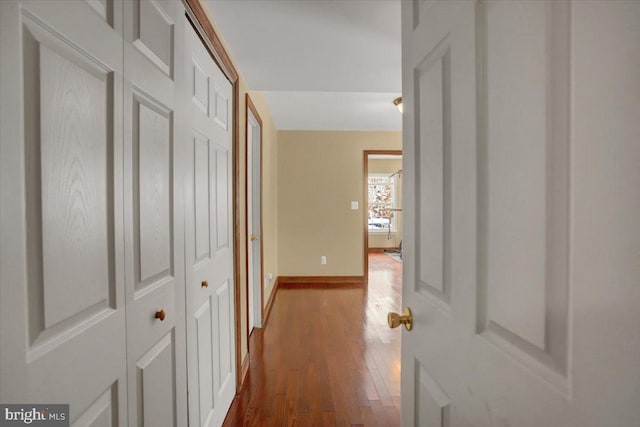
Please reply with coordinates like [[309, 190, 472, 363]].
[[201, 280, 208, 288], [388, 307, 413, 331], [155, 309, 166, 321], [250, 234, 259, 241]]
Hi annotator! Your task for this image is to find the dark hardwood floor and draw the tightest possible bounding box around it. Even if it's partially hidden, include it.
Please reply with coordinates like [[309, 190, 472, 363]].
[[223, 253, 402, 426]]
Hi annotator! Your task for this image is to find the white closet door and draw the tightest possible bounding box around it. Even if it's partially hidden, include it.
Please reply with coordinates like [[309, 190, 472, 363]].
[[122, 0, 186, 426], [0, 1, 127, 425], [183, 18, 236, 427]]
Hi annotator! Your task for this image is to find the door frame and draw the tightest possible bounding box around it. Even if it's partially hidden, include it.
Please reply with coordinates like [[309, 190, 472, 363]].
[[363, 150, 403, 283], [244, 93, 264, 335], [183, 0, 245, 392]]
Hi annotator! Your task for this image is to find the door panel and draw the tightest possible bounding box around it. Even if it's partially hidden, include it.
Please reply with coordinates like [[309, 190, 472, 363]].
[[194, 298, 215, 425], [184, 18, 236, 427], [415, 39, 451, 307], [134, 0, 174, 76], [194, 133, 212, 262], [0, 1, 127, 424], [123, 0, 186, 426], [215, 279, 234, 385], [478, 0, 570, 384], [415, 365, 450, 427], [134, 90, 173, 290], [71, 385, 118, 427], [136, 333, 177, 426], [85, 0, 114, 26], [402, 1, 640, 426], [214, 146, 231, 250]]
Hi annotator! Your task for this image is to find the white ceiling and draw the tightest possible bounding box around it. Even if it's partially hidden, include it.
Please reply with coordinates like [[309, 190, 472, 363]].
[[206, 0, 402, 131]]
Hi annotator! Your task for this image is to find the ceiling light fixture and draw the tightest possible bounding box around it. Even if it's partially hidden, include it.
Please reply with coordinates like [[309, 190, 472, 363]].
[[393, 96, 403, 113]]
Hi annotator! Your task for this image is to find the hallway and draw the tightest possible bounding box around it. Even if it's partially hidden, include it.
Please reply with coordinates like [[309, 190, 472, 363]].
[[223, 253, 402, 426]]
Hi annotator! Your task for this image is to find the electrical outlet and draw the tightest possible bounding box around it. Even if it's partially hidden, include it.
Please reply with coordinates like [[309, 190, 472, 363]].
[[321, 256, 327, 265]]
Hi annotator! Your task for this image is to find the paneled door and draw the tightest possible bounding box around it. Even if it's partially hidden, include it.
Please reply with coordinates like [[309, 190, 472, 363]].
[[400, 1, 640, 426], [183, 18, 236, 427], [0, 0, 128, 424], [122, 1, 186, 426], [246, 104, 263, 331]]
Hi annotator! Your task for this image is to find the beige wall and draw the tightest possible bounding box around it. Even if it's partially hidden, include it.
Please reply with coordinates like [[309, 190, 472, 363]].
[[368, 158, 403, 248], [278, 131, 402, 277]]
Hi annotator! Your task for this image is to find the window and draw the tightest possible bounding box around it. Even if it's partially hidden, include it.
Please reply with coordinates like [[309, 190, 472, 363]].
[[368, 174, 397, 232]]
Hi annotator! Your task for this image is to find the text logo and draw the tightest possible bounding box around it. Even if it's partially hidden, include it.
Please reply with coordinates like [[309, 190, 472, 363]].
[[0, 405, 68, 426]]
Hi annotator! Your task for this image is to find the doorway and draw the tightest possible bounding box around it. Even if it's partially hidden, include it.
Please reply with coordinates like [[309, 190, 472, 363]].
[[363, 150, 403, 281], [246, 94, 264, 334]]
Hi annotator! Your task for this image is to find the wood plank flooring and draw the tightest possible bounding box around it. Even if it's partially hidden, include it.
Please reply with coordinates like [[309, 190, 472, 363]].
[[223, 253, 402, 426]]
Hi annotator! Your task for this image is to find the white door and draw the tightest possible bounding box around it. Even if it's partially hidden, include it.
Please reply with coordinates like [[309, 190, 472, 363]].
[[183, 18, 237, 427], [400, 1, 640, 426], [0, 0, 128, 424], [247, 108, 263, 331], [122, 0, 186, 426]]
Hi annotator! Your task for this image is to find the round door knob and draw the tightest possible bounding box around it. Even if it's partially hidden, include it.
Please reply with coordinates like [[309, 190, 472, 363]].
[[387, 307, 413, 331], [155, 309, 166, 321], [250, 234, 259, 241], [201, 280, 208, 288]]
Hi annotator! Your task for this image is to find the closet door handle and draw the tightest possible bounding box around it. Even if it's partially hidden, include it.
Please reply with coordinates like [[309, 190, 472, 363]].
[[155, 309, 166, 321]]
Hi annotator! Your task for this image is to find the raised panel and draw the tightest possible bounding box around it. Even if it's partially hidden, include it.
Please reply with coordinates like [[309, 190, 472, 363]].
[[195, 300, 215, 426], [192, 59, 209, 115], [136, 333, 176, 427], [413, 0, 437, 30], [477, 0, 570, 380], [216, 281, 232, 384], [85, 0, 113, 26], [213, 86, 228, 130], [133, 0, 174, 76], [134, 90, 173, 292], [414, 37, 451, 306], [485, 1, 547, 349], [416, 363, 450, 427], [72, 384, 118, 427], [22, 16, 116, 345], [194, 133, 211, 263], [215, 147, 229, 250]]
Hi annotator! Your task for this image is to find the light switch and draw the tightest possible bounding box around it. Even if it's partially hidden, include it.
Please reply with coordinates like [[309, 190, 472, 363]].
[[351, 201, 359, 210]]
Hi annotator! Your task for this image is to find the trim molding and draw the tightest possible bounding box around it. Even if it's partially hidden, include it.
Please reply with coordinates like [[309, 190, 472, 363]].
[[262, 277, 279, 327], [368, 247, 400, 253], [279, 276, 366, 285], [183, 0, 238, 82], [183, 0, 244, 394], [239, 353, 250, 388]]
